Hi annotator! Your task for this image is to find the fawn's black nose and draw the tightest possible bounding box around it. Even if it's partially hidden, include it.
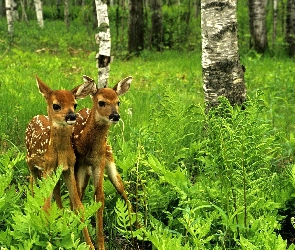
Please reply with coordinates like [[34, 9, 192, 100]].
[[65, 113, 77, 124], [109, 113, 120, 122]]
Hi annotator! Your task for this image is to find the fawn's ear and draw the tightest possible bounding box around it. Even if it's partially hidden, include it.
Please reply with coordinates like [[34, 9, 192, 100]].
[[71, 75, 98, 99], [113, 76, 132, 96], [36, 75, 53, 99]]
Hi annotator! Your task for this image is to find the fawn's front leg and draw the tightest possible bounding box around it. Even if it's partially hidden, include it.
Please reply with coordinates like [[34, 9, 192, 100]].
[[75, 163, 91, 201], [63, 168, 95, 249], [105, 147, 135, 224], [92, 159, 106, 250], [53, 180, 63, 209], [105, 145, 128, 202]]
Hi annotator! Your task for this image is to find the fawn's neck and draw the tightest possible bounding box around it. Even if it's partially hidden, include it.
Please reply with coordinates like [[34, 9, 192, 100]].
[[82, 110, 110, 156], [50, 124, 73, 151]]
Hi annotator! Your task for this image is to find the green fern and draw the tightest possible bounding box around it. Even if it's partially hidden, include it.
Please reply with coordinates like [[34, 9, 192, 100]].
[[144, 216, 191, 250], [115, 199, 142, 239], [147, 155, 190, 199], [0, 150, 24, 248], [8, 167, 98, 249]]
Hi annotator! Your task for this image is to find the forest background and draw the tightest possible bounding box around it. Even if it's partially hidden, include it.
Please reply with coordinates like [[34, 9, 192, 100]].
[[1, 0, 295, 249]]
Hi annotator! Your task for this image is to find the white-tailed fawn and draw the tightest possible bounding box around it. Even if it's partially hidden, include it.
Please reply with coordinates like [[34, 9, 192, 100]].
[[25, 75, 96, 249], [72, 75, 132, 250]]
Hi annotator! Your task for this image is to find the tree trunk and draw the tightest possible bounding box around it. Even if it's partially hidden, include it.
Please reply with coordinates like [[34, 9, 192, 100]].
[[0, 0, 4, 18], [34, 0, 44, 28], [95, 0, 111, 88], [20, 0, 28, 22], [57, 0, 62, 19], [201, 0, 246, 110], [149, 0, 163, 51], [128, 0, 144, 54], [272, 0, 277, 47], [286, 0, 295, 57], [11, 0, 18, 20], [5, 0, 14, 37], [248, 0, 268, 53], [64, 0, 70, 32], [282, 0, 285, 34], [185, 0, 192, 44], [121, 0, 127, 44], [115, 0, 127, 51], [195, 0, 201, 18]]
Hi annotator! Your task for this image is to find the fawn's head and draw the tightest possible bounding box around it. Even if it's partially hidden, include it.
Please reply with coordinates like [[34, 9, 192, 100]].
[[36, 75, 97, 126], [81, 75, 132, 125]]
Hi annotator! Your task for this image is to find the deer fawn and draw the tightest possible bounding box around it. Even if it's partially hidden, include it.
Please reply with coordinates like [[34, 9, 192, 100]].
[[25, 75, 96, 249], [71, 75, 132, 250]]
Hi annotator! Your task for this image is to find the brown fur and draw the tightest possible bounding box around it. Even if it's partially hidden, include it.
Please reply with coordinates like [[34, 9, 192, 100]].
[[25, 76, 96, 249], [72, 75, 132, 250]]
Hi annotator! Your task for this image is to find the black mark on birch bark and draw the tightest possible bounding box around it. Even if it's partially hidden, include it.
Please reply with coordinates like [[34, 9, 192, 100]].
[[202, 2, 233, 11], [98, 55, 110, 68], [212, 22, 237, 40]]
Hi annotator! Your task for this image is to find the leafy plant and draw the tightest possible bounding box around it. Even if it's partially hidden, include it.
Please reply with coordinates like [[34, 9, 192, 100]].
[[10, 167, 92, 249], [0, 150, 24, 247], [2, 16, 295, 249], [0, 158, 99, 249]]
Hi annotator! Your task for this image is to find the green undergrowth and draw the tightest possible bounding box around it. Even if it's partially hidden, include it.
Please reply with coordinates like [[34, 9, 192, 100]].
[[1, 19, 295, 249]]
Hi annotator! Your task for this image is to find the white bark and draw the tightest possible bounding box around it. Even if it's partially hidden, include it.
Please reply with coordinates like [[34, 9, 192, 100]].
[[11, 0, 19, 21], [34, 0, 44, 28], [20, 0, 28, 22], [272, 0, 277, 46], [249, 0, 267, 53], [5, 0, 14, 37], [95, 0, 111, 88], [201, 0, 246, 109], [64, 0, 69, 32]]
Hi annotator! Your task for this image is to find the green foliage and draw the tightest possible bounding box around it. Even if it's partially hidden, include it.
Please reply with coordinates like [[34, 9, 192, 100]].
[[144, 216, 191, 250], [1, 18, 295, 249], [109, 90, 293, 249], [0, 150, 24, 239], [161, 3, 201, 50], [143, 96, 288, 248], [239, 215, 293, 250], [115, 199, 143, 240], [0, 153, 98, 249]]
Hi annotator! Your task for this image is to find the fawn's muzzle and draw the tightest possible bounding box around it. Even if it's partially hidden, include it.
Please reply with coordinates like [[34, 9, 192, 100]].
[[65, 113, 77, 125], [109, 113, 120, 122]]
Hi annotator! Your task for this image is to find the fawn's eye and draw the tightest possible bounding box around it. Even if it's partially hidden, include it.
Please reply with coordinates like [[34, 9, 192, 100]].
[[98, 101, 106, 107], [53, 104, 61, 111], [74, 104, 78, 110], [117, 101, 120, 106]]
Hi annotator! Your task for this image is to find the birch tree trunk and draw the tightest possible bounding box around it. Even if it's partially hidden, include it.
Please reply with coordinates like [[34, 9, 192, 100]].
[[64, 0, 69, 32], [201, 0, 246, 110], [20, 0, 28, 22], [272, 0, 277, 47], [5, 0, 14, 37], [248, 0, 268, 53], [286, 0, 295, 57], [34, 0, 44, 28], [95, 0, 111, 88], [11, 0, 18, 20]]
